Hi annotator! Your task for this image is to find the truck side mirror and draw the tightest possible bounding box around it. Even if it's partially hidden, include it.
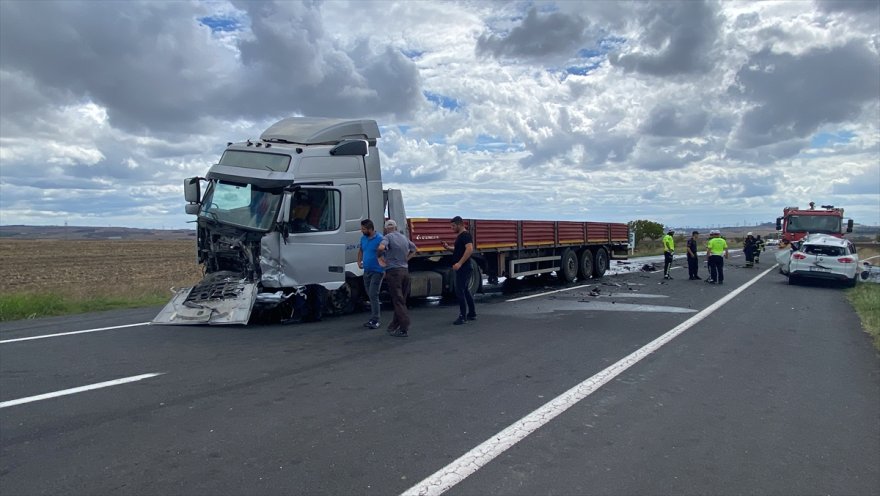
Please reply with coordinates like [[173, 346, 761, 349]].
[[184, 177, 201, 203], [846, 219, 854, 233], [775, 217, 782, 231], [185, 203, 201, 215]]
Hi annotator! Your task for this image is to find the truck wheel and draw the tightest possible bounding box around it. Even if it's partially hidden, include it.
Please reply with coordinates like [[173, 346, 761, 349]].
[[560, 249, 578, 283], [578, 249, 594, 280], [447, 260, 482, 297], [593, 248, 609, 278], [328, 280, 359, 315]]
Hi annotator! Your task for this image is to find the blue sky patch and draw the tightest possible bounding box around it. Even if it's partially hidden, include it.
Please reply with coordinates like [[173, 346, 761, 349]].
[[424, 91, 461, 111], [402, 49, 424, 60], [810, 130, 855, 148], [566, 62, 602, 76], [199, 16, 240, 33]]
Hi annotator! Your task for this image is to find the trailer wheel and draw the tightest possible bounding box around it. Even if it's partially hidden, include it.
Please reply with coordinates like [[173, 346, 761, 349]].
[[578, 249, 594, 280], [449, 260, 482, 296], [560, 249, 578, 283], [593, 248, 609, 278]]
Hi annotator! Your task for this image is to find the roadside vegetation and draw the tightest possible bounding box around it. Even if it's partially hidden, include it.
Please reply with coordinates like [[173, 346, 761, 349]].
[[0, 239, 202, 321], [848, 284, 880, 351]]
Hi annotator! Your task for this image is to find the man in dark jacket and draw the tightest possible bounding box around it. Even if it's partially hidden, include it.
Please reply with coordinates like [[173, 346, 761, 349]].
[[686, 231, 701, 280]]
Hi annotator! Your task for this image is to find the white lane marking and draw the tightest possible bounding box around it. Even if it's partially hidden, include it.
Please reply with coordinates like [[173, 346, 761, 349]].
[[402, 264, 778, 496], [0, 372, 165, 409], [0, 322, 150, 344], [506, 284, 592, 302]]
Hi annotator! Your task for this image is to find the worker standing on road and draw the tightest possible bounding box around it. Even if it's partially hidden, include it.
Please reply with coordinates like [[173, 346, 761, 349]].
[[377, 220, 417, 338], [706, 230, 729, 284], [687, 231, 701, 280], [754, 234, 765, 264], [358, 219, 385, 330], [662, 229, 675, 280], [441, 216, 477, 325], [743, 232, 757, 268]]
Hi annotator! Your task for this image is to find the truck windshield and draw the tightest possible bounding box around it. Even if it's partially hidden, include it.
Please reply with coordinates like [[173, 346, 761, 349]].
[[787, 215, 841, 234], [199, 181, 282, 231]]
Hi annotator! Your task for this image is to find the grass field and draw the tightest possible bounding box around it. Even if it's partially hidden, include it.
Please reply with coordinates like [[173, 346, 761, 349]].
[[0, 239, 202, 321]]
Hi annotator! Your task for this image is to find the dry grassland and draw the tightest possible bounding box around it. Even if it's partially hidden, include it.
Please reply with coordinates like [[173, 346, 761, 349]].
[[0, 239, 203, 299]]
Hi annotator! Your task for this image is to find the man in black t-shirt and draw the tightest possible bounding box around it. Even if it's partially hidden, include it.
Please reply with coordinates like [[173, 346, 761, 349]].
[[441, 216, 477, 325]]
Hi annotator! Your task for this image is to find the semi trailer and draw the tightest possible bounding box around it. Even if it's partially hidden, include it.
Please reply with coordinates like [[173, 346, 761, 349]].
[[153, 117, 629, 325]]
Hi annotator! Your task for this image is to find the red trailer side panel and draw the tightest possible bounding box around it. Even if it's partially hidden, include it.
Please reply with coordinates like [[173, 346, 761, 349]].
[[474, 220, 518, 250], [610, 224, 629, 242], [558, 221, 586, 245], [522, 221, 556, 247], [586, 222, 609, 243], [408, 218, 460, 253]]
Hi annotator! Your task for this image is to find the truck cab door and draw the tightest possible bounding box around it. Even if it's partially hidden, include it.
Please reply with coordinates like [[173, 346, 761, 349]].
[[278, 186, 347, 289]]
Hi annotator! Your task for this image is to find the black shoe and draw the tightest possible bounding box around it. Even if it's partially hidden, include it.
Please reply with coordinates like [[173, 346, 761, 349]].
[[453, 316, 467, 325], [706, 279, 715, 284], [389, 329, 408, 337], [364, 319, 380, 329], [694, 276, 702, 280], [466, 314, 477, 321], [386, 326, 399, 335]]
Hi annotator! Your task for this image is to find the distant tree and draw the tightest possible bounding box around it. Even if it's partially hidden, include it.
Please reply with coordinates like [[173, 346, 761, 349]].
[[628, 219, 664, 242]]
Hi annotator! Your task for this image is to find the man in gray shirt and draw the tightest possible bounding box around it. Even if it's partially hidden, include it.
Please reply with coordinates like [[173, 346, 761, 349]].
[[378, 220, 417, 337]]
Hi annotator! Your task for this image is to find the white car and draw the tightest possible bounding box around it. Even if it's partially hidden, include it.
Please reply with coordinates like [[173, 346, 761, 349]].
[[778, 234, 859, 287]]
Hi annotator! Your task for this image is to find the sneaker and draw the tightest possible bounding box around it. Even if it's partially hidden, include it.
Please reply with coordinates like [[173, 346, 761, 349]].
[[389, 329, 408, 337], [386, 325, 399, 334], [453, 316, 467, 325], [364, 319, 380, 329], [466, 314, 477, 321], [664, 274, 672, 280], [706, 279, 715, 284]]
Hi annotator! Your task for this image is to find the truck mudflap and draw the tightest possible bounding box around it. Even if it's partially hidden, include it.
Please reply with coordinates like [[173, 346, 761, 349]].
[[152, 272, 258, 325]]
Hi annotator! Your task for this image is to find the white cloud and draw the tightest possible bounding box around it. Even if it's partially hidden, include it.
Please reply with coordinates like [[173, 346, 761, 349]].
[[0, 0, 878, 230]]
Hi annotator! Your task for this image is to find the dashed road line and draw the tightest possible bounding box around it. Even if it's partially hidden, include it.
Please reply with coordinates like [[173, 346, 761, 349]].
[[0, 322, 150, 345], [0, 372, 165, 409]]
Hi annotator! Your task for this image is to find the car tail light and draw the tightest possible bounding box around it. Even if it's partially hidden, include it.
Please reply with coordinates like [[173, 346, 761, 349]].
[[837, 257, 855, 263], [792, 253, 807, 259]]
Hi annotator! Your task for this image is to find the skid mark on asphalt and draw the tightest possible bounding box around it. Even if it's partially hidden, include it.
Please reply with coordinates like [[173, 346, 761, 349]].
[[502, 300, 696, 315]]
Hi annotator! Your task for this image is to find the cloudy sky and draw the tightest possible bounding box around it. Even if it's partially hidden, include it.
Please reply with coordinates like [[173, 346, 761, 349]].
[[1, 0, 878, 230]]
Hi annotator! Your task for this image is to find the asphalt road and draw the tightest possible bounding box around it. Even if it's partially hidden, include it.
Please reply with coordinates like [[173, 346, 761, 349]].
[[1, 253, 878, 496]]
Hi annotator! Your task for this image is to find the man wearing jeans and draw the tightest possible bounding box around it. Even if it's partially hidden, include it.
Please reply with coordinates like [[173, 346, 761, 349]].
[[377, 220, 417, 337], [358, 219, 384, 329], [441, 216, 477, 325]]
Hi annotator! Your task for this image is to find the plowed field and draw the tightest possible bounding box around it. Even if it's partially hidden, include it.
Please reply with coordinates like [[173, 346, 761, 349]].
[[0, 239, 203, 298]]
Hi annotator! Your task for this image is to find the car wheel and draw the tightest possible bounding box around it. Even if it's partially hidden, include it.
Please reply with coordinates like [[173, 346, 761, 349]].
[[788, 274, 798, 285], [847, 275, 857, 288]]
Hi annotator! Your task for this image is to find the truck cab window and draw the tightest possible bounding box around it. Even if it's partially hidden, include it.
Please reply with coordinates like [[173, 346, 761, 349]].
[[200, 181, 281, 231], [289, 189, 340, 233]]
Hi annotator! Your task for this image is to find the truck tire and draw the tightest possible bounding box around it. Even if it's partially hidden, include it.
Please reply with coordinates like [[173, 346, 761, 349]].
[[449, 259, 482, 296], [592, 247, 609, 278], [578, 249, 594, 280], [560, 249, 578, 283], [328, 279, 360, 315]]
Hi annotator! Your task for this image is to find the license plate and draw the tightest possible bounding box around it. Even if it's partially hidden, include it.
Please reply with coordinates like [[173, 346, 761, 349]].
[[809, 266, 830, 272]]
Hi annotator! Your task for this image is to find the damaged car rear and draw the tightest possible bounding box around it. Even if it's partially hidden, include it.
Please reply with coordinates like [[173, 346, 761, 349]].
[[778, 234, 860, 287]]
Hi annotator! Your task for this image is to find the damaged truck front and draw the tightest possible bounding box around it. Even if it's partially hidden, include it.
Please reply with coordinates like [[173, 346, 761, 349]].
[[153, 118, 383, 325]]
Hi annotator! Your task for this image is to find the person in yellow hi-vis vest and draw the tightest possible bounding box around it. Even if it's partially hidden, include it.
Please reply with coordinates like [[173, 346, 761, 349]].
[[662, 229, 675, 279], [705, 230, 730, 285]]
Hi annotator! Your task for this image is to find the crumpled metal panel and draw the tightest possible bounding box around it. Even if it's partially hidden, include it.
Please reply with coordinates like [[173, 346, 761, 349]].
[[152, 276, 258, 325], [260, 233, 284, 288]]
